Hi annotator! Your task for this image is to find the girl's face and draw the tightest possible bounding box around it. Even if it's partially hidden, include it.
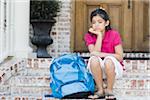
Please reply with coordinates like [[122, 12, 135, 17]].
[[91, 15, 109, 32]]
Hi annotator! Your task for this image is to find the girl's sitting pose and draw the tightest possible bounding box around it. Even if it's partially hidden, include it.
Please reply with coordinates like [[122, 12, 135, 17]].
[[84, 8, 124, 99]]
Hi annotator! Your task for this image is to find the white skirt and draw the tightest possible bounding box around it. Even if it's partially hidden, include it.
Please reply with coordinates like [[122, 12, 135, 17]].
[[87, 56, 123, 79]]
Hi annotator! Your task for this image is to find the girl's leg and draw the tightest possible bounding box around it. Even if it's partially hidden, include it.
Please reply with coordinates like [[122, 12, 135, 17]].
[[90, 56, 104, 94], [104, 58, 115, 93]]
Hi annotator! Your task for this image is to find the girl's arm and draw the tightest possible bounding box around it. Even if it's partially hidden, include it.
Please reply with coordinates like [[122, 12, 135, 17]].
[[90, 44, 123, 62], [88, 28, 103, 52], [88, 35, 102, 52]]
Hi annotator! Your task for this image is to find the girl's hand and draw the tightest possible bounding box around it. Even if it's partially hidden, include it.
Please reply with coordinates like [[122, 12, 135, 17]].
[[90, 51, 100, 56], [89, 28, 102, 36], [90, 51, 106, 58]]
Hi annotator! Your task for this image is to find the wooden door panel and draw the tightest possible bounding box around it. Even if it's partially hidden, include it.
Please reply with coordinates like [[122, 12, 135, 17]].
[[122, 1, 133, 51], [75, 1, 87, 52], [86, 0, 122, 4], [133, 1, 149, 51], [108, 5, 123, 35], [141, 1, 149, 51], [143, 1, 149, 42]]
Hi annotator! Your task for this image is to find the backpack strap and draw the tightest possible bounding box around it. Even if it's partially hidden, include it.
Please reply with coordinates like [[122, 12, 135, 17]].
[[75, 55, 87, 82]]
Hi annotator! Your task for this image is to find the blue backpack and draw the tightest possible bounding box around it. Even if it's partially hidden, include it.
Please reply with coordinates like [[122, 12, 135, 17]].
[[49, 53, 95, 98]]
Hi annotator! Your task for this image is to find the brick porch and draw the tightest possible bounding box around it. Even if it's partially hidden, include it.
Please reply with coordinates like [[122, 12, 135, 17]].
[[0, 53, 149, 100]]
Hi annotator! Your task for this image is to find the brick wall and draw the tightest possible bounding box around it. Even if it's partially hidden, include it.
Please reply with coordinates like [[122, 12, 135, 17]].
[[30, 0, 72, 58], [49, 0, 72, 57]]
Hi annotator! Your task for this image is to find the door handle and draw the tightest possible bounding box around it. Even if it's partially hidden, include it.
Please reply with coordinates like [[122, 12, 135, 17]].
[[128, 0, 131, 9]]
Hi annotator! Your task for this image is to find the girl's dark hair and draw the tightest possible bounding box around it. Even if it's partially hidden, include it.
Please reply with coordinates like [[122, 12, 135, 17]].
[[90, 8, 112, 31]]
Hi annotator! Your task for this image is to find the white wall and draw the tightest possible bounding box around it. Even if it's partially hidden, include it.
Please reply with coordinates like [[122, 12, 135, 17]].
[[0, 0, 10, 62]]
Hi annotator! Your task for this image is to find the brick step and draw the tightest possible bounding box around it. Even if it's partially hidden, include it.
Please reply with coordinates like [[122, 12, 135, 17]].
[[0, 85, 10, 96], [23, 67, 150, 77], [2, 74, 147, 97], [0, 86, 149, 99], [10, 75, 50, 87], [0, 85, 51, 98], [116, 96, 149, 100], [81, 52, 150, 60], [0, 58, 149, 99], [114, 89, 149, 97], [114, 78, 149, 89], [0, 96, 43, 100], [26, 58, 150, 72], [0, 95, 149, 100], [0, 85, 149, 99], [0, 86, 150, 100], [0, 61, 149, 86], [1, 58, 149, 85], [7, 74, 149, 89]]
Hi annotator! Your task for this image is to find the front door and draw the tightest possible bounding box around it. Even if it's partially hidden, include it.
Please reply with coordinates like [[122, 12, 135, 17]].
[[73, 0, 149, 52]]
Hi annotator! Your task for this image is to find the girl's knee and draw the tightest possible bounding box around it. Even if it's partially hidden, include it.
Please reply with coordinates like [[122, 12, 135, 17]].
[[89, 56, 99, 63], [104, 58, 115, 69], [89, 56, 100, 67]]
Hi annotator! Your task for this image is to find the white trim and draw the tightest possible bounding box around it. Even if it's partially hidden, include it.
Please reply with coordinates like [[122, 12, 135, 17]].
[[0, 0, 15, 63], [13, 0, 30, 58], [0, 0, 7, 63], [0, 0, 31, 63], [5, 0, 9, 57], [0, 0, 2, 62], [7, 0, 15, 56]]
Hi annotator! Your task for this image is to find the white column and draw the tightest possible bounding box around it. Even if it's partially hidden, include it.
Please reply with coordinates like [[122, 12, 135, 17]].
[[8, 0, 15, 56], [0, 0, 4, 62], [13, 0, 31, 58], [0, 0, 7, 62]]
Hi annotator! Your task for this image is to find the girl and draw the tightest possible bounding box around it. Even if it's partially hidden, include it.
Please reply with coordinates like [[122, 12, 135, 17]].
[[84, 8, 124, 99]]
